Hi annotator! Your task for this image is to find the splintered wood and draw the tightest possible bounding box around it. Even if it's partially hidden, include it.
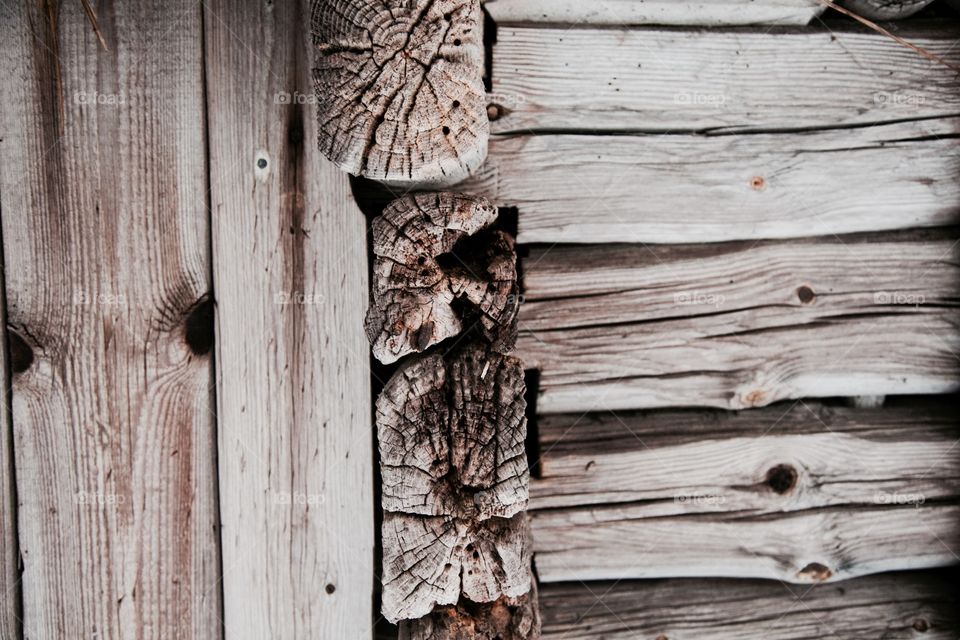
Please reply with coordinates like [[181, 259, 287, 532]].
[[366, 193, 519, 364], [371, 198, 538, 635], [311, 0, 489, 185]]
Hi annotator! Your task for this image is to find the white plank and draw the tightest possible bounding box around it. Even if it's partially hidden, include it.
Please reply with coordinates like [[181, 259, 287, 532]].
[[485, 0, 827, 26], [205, 0, 374, 637], [532, 401, 959, 511], [532, 503, 960, 583], [540, 571, 960, 639], [489, 23, 960, 134], [0, 2, 220, 637], [0, 268, 19, 637], [456, 118, 960, 244], [516, 236, 960, 412]]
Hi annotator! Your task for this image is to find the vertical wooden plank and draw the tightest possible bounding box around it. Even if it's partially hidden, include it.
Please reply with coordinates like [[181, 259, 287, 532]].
[[205, 0, 374, 637], [0, 2, 220, 638], [0, 249, 20, 639]]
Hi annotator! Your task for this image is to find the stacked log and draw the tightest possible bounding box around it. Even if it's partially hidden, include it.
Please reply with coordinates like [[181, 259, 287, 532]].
[[312, 1, 537, 636]]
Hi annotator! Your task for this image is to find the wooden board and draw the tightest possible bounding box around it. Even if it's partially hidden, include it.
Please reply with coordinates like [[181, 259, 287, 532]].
[[488, 23, 960, 134], [515, 236, 960, 413], [485, 0, 827, 26], [532, 400, 960, 511], [457, 118, 960, 244], [532, 502, 960, 583], [539, 571, 960, 638], [205, 0, 374, 637], [0, 262, 19, 637], [0, 2, 221, 637]]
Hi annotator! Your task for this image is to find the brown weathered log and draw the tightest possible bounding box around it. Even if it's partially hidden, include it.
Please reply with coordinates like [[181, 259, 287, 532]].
[[366, 193, 519, 364], [400, 582, 541, 640], [841, 0, 936, 19], [378, 343, 532, 623], [311, 0, 489, 185]]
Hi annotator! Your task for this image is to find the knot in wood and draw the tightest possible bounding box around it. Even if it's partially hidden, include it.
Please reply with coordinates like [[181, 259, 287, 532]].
[[366, 193, 519, 364], [765, 464, 798, 495]]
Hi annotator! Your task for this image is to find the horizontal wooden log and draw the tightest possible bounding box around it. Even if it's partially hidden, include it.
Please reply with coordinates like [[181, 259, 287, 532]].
[[539, 571, 960, 638], [484, 0, 827, 26], [532, 503, 960, 583], [489, 22, 960, 134], [455, 118, 960, 244], [532, 400, 960, 511], [515, 235, 960, 412]]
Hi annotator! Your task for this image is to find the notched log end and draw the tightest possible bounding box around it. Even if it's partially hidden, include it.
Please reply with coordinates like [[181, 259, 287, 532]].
[[366, 193, 519, 364], [311, 0, 489, 185], [399, 585, 541, 640]]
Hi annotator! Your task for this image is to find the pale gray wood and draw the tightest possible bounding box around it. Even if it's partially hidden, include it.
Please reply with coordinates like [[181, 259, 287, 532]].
[[540, 571, 959, 638], [533, 503, 960, 583], [456, 118, 960, 244], [312, 0, 489, 185], [0, 1, 220, 637], [367, 193, 518, 364], [489, 23, 960, 134], [485, 0, 828, 25], [531, 400, 958, 511], [205, 0, 374, 637], [0, 264, 19, 638], [843, 0, 937, 19], [378, 344, 531, 622], [515, 237, 960, 412]]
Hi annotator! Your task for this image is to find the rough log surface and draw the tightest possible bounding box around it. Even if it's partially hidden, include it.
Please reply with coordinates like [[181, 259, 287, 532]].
[[532, 503, 960, 583], [539, 571, 960, 639], [489, 23, 960, 134], [515, 235, 960, 412], [379, 343, 531, 622], [367, 193, 519, 364], [531, 399, 960, 512], [205, 0, 375, 636], [400, 584, 541, 640], [312, 0, 489, 185], [456, 118, 960, 244], [842, 0, 937, 19], [0, 2, 220, 637], [485, 0, 827, 25]]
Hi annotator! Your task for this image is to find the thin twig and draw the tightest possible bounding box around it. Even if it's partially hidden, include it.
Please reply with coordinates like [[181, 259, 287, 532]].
[[80, 0, 109, 51], [816, 0, 960, 73]]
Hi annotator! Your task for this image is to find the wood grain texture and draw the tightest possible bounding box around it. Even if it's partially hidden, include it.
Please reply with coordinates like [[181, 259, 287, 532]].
[[485, 0, 827, 25], [0, 267, 19, 638], [378, 343, 531, 622], [489, 22, 960, 134], [399, 587, 541, 640], [456, 117, 960, 244], [539, 571, 960, 638], [532, 502, 960, 583], [532, 400, 960, 512], [0, 2, 220, 638], [205, 0, 374, 637], [515, 236, 960, 412], [366, 193, 518, 364], [312, 0, 489, 185], [842, 0, 937, 19]]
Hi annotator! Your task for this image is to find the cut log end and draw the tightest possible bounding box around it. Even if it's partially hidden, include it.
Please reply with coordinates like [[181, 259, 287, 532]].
[[366, 193, 520, 364], [840, 0, 936, 19], [399, 584, 541, 640], [311, 0, 489, 185], [377, 343, 529, 520]]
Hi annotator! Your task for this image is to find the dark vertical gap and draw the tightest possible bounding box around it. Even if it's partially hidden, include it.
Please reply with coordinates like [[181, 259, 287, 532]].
[[482, 5, 495, 93], [523, 369, 541, 479], [198, 4, 226, 638], [0, 196, 25, 640]]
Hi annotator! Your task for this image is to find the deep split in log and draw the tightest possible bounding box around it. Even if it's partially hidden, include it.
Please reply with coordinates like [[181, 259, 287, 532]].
[[399, 585, 541, 640], [366, 193, 519, 365], [311, 0, 489, 185], [377, 343, 536, 624]]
